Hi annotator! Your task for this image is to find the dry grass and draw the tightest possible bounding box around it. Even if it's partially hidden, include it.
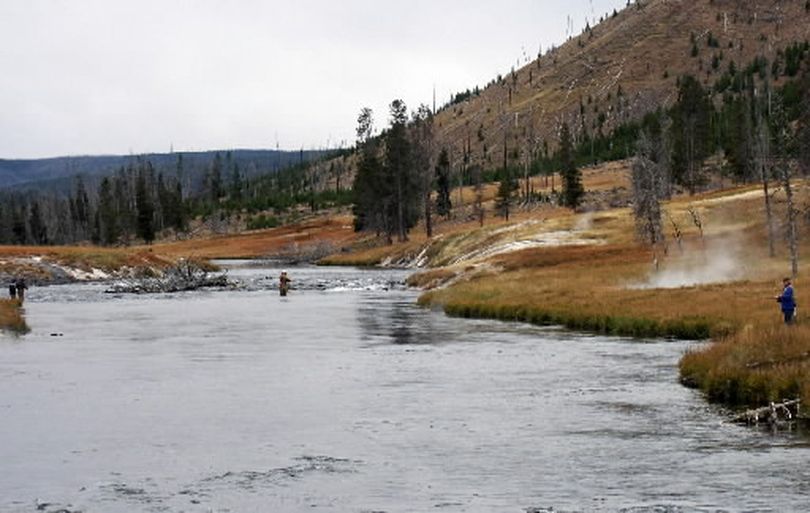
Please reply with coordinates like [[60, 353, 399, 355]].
[[681, 325, 810, 407], [154, 215, 358, 259], [0, 299, 28, 334], [0, 245, 174, 273]]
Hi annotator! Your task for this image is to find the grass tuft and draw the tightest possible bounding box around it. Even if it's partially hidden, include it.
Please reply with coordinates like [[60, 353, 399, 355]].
[[0, 299, 29, 334]]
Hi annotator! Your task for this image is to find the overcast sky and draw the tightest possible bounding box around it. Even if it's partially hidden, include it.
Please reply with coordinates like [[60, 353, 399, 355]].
[[0, 0, 628, 159]]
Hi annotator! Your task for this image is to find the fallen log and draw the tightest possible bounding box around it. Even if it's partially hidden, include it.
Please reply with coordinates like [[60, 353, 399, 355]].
[[106, 259, 231, 294], [730, 399, 801, 425], [746, 352, 810, 369]]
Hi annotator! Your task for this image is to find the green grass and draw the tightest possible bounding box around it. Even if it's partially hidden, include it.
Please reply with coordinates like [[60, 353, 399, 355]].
[[438, 300, 715, 340]]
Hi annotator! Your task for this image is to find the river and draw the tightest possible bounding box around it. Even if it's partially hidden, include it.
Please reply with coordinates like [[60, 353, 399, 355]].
[[1, 263, 809, 513]]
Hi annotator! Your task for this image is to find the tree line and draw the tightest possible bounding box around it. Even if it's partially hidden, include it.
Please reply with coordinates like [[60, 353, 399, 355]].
[[0, 150, 347, 246]]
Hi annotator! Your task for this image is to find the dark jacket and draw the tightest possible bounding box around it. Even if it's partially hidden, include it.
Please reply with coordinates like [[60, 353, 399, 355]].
[[778, 284, 796, 312]]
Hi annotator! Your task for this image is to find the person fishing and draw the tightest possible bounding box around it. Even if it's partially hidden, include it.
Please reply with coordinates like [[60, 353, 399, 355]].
[[14, 277, 28, 303], [279, 270, 292, 297], [776, 277, 797, 325], [8, 280, 16, 300]]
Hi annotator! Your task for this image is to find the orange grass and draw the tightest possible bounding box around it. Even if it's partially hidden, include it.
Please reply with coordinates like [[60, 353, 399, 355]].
[[681, 325, 810, 407], [0, 299, 28, 334], [153, 216, 358, 259]]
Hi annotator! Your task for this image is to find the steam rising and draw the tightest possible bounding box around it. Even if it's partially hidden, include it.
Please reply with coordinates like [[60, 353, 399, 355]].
[[632, 237, 748, 289]]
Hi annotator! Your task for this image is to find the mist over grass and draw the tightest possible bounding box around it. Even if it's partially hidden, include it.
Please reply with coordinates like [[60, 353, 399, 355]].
[[630, 237, 749, 289]]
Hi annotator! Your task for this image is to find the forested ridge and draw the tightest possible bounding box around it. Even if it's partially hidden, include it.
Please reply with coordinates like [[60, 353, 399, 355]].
[[0, 149, 347, 245]]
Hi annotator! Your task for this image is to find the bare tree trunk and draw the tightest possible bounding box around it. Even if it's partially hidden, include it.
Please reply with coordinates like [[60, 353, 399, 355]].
[[761, 167, 776, 258], [473, 166, 484, 227], [755, 102, 776, 257], [424, 192, 432, 238], [397, 174, 406, 242], [782, 164, 799, 278]]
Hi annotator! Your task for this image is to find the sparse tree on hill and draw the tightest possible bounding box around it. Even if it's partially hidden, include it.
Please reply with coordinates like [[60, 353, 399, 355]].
[[495, 166, 518, 221], [495, 128, 519, 221], [435, 148, 452, 219], [559, 122, 584, 209]]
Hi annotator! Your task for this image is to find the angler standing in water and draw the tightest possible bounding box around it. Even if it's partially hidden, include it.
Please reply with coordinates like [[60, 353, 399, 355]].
[[8, 280, 16, 299], [14, 278, 28, 303], [279, 271, 292, 297], [776, 277, 797, 325]]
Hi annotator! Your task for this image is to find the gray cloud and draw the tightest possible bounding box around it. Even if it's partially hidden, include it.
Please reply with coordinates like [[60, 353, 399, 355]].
[[0, 0, 626, 158]]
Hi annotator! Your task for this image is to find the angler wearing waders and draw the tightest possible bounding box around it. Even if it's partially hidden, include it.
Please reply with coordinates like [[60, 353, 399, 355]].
[[279, 271, 292, 297], [14, 278, 28, 303], [776, 277, 797, 325], [8, 281, 16, 299]]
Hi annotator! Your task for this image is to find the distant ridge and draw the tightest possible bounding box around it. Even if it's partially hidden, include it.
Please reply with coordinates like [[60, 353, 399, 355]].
[[0, 149, 330, 192]]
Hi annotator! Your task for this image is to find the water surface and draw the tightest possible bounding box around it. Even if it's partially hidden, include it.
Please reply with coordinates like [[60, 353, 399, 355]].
[[2, 264, 809, 513]]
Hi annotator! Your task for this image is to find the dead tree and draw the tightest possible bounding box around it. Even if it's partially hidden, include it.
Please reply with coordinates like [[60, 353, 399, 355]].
[[781, 162, 799, 279], [632, 128, 671, 267], [756, 120, 777, 258], [411, 105, 436, 238], [772, 99, 799, 278]]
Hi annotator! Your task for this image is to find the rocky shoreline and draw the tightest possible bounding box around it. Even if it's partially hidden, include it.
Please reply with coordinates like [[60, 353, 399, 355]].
[[0, 256, 114, 286]]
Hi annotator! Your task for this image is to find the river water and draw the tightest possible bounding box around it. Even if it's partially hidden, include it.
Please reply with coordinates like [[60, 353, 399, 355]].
[[2, 263, 809, 513]]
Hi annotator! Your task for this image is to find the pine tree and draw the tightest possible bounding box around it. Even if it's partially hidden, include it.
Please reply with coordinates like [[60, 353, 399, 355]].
[[671, 75, 712, 193], [352, 107, 385, 234], [559, 122, 584, 209], [230, 162, 243, 201], [207, 152, 223, 202], [98, 177, 119, 245], [28, 201, 47, 244], [385, 99, 415, 242], [135, 168, 155, 243], [495, 166, 518, 220], [435, 148, 452, 218], [411, 104, 436, 237]]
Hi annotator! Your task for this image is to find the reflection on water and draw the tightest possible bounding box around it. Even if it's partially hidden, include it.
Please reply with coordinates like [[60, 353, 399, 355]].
[[2, 264, 810, 513], [357, 293, 445, 346]]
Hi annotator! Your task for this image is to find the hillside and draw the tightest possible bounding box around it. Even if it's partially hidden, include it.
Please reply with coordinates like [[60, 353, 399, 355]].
[[433, 0, 810, 165]]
